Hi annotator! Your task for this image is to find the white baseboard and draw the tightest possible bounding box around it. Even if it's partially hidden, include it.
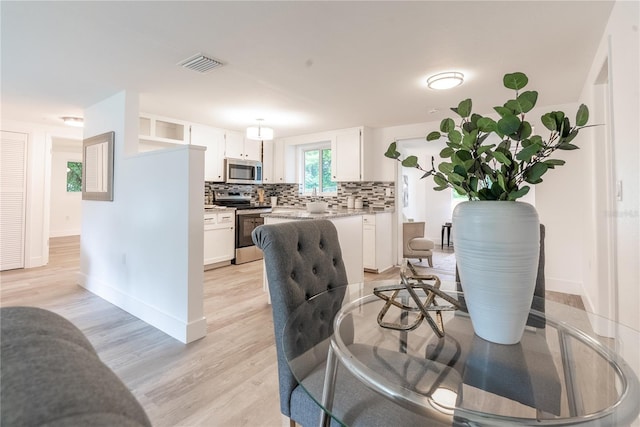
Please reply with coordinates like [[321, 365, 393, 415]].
[[50, 229, 81, 238], [545, 277, 582, 295], [77, 272, 206, 344]]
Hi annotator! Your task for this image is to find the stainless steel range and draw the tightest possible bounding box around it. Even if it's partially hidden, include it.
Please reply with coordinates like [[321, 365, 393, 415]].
[[213, 190, 272, 264]]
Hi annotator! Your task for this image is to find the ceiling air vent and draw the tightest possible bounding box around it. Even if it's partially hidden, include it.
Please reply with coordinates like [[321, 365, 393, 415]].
[[178, 53, 223, 73]]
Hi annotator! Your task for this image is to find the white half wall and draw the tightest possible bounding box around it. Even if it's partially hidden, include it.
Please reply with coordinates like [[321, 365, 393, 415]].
[[78, 91, 206, 344]]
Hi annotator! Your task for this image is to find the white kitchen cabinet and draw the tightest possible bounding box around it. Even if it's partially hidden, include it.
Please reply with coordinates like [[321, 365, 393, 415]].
[[191, 124, 226, 182], [263, 139, 296, 184], [362, 213, 393, 273], [204, 210, 235, 268], [225, 131, 262, 161], [331, 128, 361, 182], [139, 114, 189, 150]]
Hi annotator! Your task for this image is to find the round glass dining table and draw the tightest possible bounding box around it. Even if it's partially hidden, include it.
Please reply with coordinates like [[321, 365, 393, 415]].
[[283, 280, 640, 426]]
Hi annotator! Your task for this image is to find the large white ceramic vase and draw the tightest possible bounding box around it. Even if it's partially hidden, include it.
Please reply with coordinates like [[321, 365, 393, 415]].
[[453, 201, 540, 345]]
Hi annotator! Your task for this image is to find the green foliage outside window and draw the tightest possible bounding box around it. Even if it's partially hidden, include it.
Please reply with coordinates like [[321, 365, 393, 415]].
[[304, 148, 336, 193], [67, 161, 82, 192]]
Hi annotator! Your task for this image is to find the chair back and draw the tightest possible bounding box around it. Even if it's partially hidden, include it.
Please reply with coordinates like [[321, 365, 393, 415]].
[[252, 219, 349, 417]]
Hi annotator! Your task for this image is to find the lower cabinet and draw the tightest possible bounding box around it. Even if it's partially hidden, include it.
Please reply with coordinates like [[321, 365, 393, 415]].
[[363, 213, 393, 273], [204, 211, 235, 269]]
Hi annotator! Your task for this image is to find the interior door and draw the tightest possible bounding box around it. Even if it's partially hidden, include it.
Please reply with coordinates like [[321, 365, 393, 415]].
[[1, 131, 28, 270]]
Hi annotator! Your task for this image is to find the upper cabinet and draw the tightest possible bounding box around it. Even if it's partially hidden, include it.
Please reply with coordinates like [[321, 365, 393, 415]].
[[332, 128, 362, 182], [225, 131, 261, 161], [190, 124, 226, 182], [263, 139, 296, 184], [330, 126, 375, 182], [139, 114, 189, 150]]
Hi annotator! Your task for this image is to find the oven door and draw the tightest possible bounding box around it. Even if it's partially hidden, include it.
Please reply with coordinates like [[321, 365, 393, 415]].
[[236, 212, 264, 248], [233, 211, 266, 264]]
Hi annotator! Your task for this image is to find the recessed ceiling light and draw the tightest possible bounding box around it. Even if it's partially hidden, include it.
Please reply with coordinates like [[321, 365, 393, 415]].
[[427, 72, 464, 90], [61, 116, 84, 127]]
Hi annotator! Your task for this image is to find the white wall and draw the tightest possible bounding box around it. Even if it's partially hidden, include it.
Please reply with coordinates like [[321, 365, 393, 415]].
[[78, 91, 206, 344], [50, 138, 83, 237], [579, 0, 639, 335]]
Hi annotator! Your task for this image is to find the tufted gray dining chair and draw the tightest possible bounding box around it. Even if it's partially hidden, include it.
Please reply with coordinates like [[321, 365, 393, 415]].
[[252, 220, 445, 427]]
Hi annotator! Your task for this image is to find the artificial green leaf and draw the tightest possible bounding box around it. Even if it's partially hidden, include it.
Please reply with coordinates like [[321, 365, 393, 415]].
[[440, 118, 455, 133], [401, 156, 419, 167], [519, 91, 538, 112], [438, 163, 454, 174], [448, 130, 462, 144], [497, 174, 506, 191], [477, 117, 497, 133], [494, 106, 512, 118], [470, 114, 483, 125], [440, 147, 455, 158], [462, 129, 478, 149], [497, 115, 521, 135], [434, 185, 449, 192], [508, 186, 530, 201], [554, 111, 566, 130], [469, 177, 479, 192], [462, 121, 477, 133], [492, 151, 512, 165], [516, 121, 532, 140], [576, 104, 589, 127], [560, 117, 571, 137], [562, 129, 579, 143], [544, 159, 565, 166], [427, 131, 441, 141], [541, 113, 557, 131], [457, 99, 472, 117], [503, 72, 528, 90], [384, 142, 400, 159], [524, 162, 548, 183], [477, 144, 495, 155], [455, 150, 472, 162], [433, 174, 448, 187], [557, 142, 580, 150], [449, 173, 465, 184], [453, 164, 467, 177], [505, 99, 524, 114], [529, 135, 543, 146], [515, 142, 542, 162]]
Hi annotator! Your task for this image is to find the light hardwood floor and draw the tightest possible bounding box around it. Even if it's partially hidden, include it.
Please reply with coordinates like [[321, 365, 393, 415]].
[[0, 236, 582, 426]]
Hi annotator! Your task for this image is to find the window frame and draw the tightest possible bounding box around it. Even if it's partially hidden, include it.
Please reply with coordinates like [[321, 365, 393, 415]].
[[298, 142, 337, 196]]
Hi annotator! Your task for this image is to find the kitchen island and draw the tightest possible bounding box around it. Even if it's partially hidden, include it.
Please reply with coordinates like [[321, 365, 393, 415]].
[[262, 208, 364, 285]]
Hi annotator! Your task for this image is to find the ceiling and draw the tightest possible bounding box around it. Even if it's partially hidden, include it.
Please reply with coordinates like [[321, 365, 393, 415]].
[[1, 1, 614, 139]]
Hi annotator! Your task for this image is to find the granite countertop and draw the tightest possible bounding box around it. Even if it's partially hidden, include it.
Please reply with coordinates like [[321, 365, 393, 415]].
[[262, 206, 394, 219]]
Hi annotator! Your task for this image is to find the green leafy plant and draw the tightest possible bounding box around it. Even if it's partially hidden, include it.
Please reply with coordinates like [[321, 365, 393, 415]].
[[385, 72, 594, 201]]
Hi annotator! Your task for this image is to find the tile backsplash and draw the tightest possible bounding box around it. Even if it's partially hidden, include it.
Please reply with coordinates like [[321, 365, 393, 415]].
[[205, 181, 395, 209]]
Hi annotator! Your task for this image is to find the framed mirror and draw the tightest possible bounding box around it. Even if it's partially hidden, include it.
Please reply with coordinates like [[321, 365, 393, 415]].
[[82, 131, 114, 201]]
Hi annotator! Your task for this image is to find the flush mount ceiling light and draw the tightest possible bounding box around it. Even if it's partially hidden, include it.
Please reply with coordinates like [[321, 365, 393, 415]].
[[246, 119, 274, 141], [427, 72, 464, 90], [61, 116, 84, 127]]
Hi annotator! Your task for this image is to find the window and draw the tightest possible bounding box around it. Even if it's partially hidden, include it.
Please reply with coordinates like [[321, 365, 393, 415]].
[[303, 146, 336, 194], [66, 161, 82, 192]]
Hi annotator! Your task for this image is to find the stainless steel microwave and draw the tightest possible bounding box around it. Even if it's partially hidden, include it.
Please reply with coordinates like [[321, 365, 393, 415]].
[[225, 158, 262, 184]]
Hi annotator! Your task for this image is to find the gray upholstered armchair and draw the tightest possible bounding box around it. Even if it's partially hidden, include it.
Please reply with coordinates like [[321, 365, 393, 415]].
[[252, 220, 440, 427]]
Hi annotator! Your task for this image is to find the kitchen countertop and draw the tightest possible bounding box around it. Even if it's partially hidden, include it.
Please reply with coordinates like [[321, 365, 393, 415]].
[[261, 206, 394, 219]]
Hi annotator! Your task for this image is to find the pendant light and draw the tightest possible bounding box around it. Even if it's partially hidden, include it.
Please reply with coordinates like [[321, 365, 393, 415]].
[[246, 119, 274, 141]]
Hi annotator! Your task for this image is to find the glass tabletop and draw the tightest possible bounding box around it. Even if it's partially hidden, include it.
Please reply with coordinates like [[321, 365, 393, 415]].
[[283, 280, 640, 426]]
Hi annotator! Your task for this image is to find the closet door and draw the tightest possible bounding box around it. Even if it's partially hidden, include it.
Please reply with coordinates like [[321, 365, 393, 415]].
[[1, 131, 27, 270]]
